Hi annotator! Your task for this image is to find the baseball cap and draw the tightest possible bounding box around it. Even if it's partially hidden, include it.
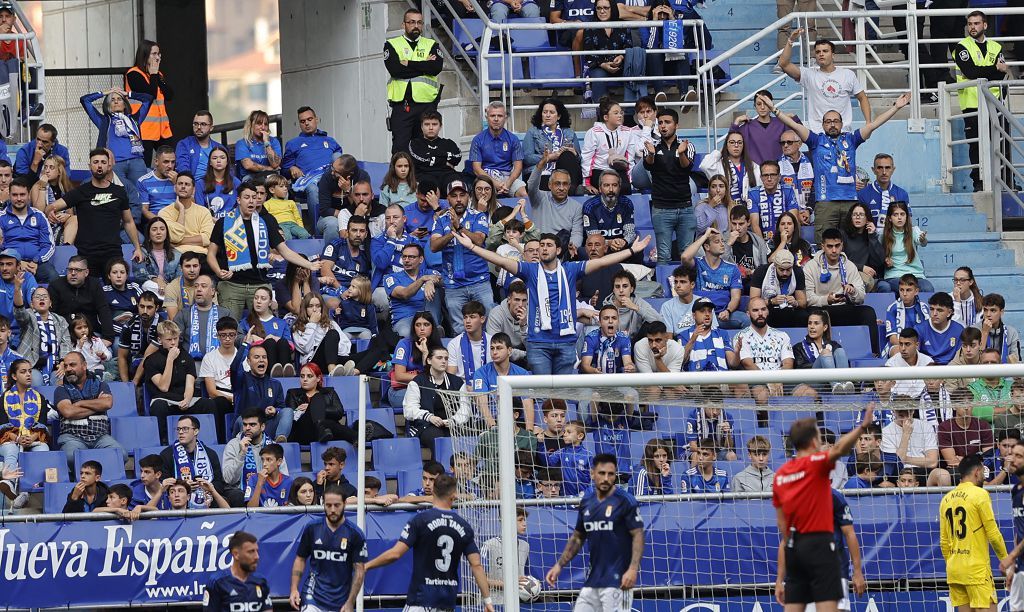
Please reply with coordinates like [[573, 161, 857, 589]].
[[773, 250, 794, 270], [0, 248, 21, 261], [692, 297, 715, 312], [446, 179, 468, 195]]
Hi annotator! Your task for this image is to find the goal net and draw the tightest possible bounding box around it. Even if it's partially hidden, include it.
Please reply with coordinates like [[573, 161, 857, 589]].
[[434, 363, 1024, 612]]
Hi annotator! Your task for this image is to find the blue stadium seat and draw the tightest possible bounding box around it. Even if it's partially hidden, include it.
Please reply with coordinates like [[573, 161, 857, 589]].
[[509, 18, 554, 51], [655, 264, 677, 297], [371, 438, 423, 476], [719, 460, 746, 481], [830, 326, 875, 359], [863, 292, 894, 322], [800, 224, 815, 247], [111, 416, 159, 454], [278, 377, 301, 395], [434, 436, 479, 469], [37, 385, 55, 404], [165, 414, 219, 446], [628, 431, 668, 469], [452, 19, 486, 57], [133, 446, 166, 464], [208, 444, 226, 462], [646, 297, 668, 313], [487, 56, 525, 87], [285, 239, 325, 260], [326, 376, 371, 410], [74, 447, 127, 481], [19, 450, 69, 490], [822, 406, 862, 435], [346, 407, 397, 440], [44, 481, 77, 514], [632, 194, 653, 231], [50, 245, 77, 276], [310, 441, 357, 475], [729, 404, 760, 435], [279, 442, 302, 475], [358, 161, 389, 192], [397, 468, 425, 496], [850, 357, 887, 368], [107, 382, 139, 418], [527, 55, 575, 88], [767, 405, 818, 435]]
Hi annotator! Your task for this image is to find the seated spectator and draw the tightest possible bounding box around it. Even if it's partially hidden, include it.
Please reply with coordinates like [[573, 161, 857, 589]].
[[748, 250, 807, 328], [32, 157, 76, 244], [63, 460, 110, 513], [896, 467, 919, 489], [582, 171, 636, 258], [693, 175, 733, 236], [230, 341, 292, 441], [379, 152, 417, 208], [489, 0, 539, 19], [222, 409, 291, 493], [162, 252, 203, 321], [282, 106, 342, 229], [746, 160, 801, 241], [292, 293, 352, 377], [311, 446, 357, 504], [16, 125, 71, 186], [117, 290, 160, 384], [446, 301, 489, 380], [523, 98, 582, 192], [792, 309, 855, 396], [951, 266, 984, 328], [0, 358, 48, 508], [315, 155, 371, 240], [471, 333, 533, 430], [140, 478, 230, 511], [2, 177, 57, 282], [986, 429, 1020, 486], [539, 399, 568, 453], [876, 329, 944, 424], [695, 131, 761, 204], [469, 102, 527, 197], [138, 146, 177, 222], [969, 349, 1017, 428], [263, 174, 309, 239], [158, 172, 215, 255], [580, 98, 638, 193], [160, 414, 238, 507], [536, 468, 563, 499], [388, 311, 442, 407], [245, 443, 293, 508], [683, 228, 747, 329], [70, 314, 111, 380], [233, 109, 282, 182], [0, 248, 38, 348], [175, 110, 222, 177], [195, 316, 237, 420], [485, 280, 529, 364], [767, 210, 812, 266], [681, 437, 730, 493], [844, 451, 887, 489], [320, 210, 371, 298], [451, 451, 483, 499], [938, 402, 995, 472], [735, 297, 794, 405], [778, 130, 814, 208], [916, 292, 964, 365], [0, 316, 19, 388], [102, 258, 142, 338], [946, 327, 984, 391], [195, 148, 240, 219], [604, 270, 662, 337], [633, 439, 675, 496], [856, 153, 909, 230], [130, 454, 170, 510], [402, 187, 443, 279], [405, 346, 472, 451], [338, 180, 385, 240], [146, 320, 219, 443], [332, 275, 378, 340], [581, 305, 636, 374], [586, 401, 655, 463], [409, 111, 461, 191], [884, 274, 929, 356], [678, 298, 739, 373], [730, 90, 798, 164], [802, 228, 880, 355], [633, 320, 684, 373], [732, 435, 775, 492], [877, 202, 932, 293], [977, 293, 1021, 363], [287, 363, 357, 445], [239, 286, 293, 376], [16, 286, 71, 386], [362, 475, 399, 506], [287, 476, 316, 506], [398, 460, 446, 504], [536, 419, 591, 496], [172, 274, 232, 367], [513, 449, 539, 499], [723, 206, 770, 290], [54, 351, 123, 466], [683, 401, 736, 460], [881, 407, 949, 486], [840, 202, 885, 291]]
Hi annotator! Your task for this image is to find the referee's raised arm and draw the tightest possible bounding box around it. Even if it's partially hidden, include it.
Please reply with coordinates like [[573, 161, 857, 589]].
[[829, 404, 874, 463]]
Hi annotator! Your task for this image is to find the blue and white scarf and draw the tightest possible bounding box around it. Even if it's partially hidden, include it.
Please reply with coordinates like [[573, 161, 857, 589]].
[[752, 188, 786, 235], [535, 264, 575, 336], [111, 112, 144, 156], [172, 440, 213, 506], [818, 253, 849, 287], [893, 299, 928, 333], [460, 332, 489, 381], [36, 312, 58, 384], [0, 347, 18, 393], [241, 432, 272, 490], [986, 324, 1011, 363], [188, 304, 220, 359], [541, 126, 566, 175], [223, 209, 271, 272]]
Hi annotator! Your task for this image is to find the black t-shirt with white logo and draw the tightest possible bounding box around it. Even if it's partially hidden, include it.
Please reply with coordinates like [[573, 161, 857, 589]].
[[62, 181, 130, 255]]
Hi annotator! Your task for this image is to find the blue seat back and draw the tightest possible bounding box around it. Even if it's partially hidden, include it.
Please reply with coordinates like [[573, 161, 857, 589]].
[[107, 382, 139, 418], [44, 482, 78, 514], [285, 239, 325, 260], [397, 468, 425, 496], [347, 407, 397, 439], [434, 436, 479, 469], [310, 441, 358, 475], [50, 245, 77, 276], [20, 450, 69, 490], [111, 416, 160, 453], [371, 438, 423, 476], [279, 442, 302, 475], [166, 414, 219, 446], [74, 447, 127, 481], [326, 376, 371, 410]]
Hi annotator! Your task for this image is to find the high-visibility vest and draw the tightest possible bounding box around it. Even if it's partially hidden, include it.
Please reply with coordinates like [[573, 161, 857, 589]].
[[955, 36, 1002, 111], [124, 66, 173, 140], [385, 35, 440, 104]]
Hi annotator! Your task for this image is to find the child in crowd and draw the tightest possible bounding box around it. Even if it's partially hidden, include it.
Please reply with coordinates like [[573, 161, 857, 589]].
[[379, 151, 418, 207], [884, 274, 929, 357], [69, 314, 112, 379], [681, 437, 730, 493], [245, 443, 294, 508], [845, 451, 886, 489], [896, 467, 919, 488], [333, 275, 378, 339], [539, 399, 568, 453], [732, 435, 774, 492], [450, 450, 483, 499], [264, 174, 311, 239], [514, 449, 539, 499], [536, 468, 563, 499], [537, 420, 593, 496], [364, 475, 400, 506]]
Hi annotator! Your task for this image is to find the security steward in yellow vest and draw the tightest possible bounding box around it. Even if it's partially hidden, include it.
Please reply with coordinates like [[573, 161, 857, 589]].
[[953, 10, 1010, 192], [385, 8, 443, 155]]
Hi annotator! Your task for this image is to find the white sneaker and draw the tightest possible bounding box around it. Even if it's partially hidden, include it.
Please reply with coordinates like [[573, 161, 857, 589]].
[[281, 363, 296, 377], [771, 65, 783, 74], [831, 381, 856, 394], [654, 91, 668, 104], [11, 492, 29, 510]]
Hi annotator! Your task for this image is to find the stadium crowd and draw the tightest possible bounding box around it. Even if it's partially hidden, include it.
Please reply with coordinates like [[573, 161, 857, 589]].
[[0, 6, 1015, 518]]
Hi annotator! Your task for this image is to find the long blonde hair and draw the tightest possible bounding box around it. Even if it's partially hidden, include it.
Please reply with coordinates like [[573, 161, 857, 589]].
[[242, 110, 271, 143], [44, 156, 73, 194]]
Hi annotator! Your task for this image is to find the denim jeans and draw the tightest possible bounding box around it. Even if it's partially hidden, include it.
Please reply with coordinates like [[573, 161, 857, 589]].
[[814, 347, 850, 369], [444, 282, 495, 334], [304, 180, 324, 229], [236, 408, 294, 440], [57, 433, 125, 469], [718, 310, 751, 329], [316, 214, 339, 241], [651, 207, 696, 264], [1, 440, 48, 471], [589, 67, 616, 102], [489, 0, 540, 20], [630, 164, 653, 193], [114, 157, 148, 224], [526, 340, 578, 375], [875, 277, 935, 293]]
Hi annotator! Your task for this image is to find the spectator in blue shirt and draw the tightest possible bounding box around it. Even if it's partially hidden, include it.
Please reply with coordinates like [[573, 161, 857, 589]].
[[233, 109, 282, 181], [682, 227, 747, 329], [582, 170, 636, 257], [537, 419, 594, 496], [844, 451, 887, 489], [1, 177, 56, 282], [430, 179, 495, 333], [884, 273, 928, 356], [282, 106, 343, 229], [580, 304, 635, 374], [138, 145, 178, 221], [15, 124, 71, 184], [856, 153, 910, 230], [681, 437, 730, 493], [174, 110, 223, 179], [468, 102, 527, 197], [384, 243, 443, 337], [915, 291, 964, 365]]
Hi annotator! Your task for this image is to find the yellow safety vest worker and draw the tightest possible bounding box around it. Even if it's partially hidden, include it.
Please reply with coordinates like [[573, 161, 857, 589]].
[[385, 35, 440, 104], [124, 66, 173, 140], [955, 36, 1002, 111]]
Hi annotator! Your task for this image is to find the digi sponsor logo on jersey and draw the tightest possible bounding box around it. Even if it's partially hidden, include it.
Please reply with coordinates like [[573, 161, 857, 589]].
[[312, 550, 349, 562], [584, 520, 615, 532], [228, 602, 264, 612]]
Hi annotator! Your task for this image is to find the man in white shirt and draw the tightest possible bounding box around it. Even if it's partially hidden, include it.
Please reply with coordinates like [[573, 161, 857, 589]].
[[876, 328, 947, 425], [735, 297, 794, 405], [198, 315, 238, 421], [446, 300, 489, 379], [880, 407, 950, 486], [777, 30, 872, 133], [633, 321, 685, 373]]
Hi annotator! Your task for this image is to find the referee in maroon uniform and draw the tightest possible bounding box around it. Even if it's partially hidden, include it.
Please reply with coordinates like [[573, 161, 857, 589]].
[[772, 405, 874, 611]]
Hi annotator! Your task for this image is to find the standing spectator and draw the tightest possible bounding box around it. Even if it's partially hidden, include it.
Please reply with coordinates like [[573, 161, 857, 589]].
[[938, 402, 995, 471], [856, 153, 909, 229], [384, 243, 443, 337], [582, 170, 636, 255], [206, 183, 317, 318], [79, 88, 153, 225], [0, 249, 35, 348], [53, 351, 123, 466], [195, 148, 240, 219], [682, 228, 747, 329], [580, 97, 639, 194], [233, 110, 281, 182], [954, 11, 1010, 192], [162, 252, 202, 321], [159, 172, 215, 256], [408, 111, 461, 191], [1, 176, 56, 282], [469, 102, 527, 197], [282, 106, 343, 223], [882, 407, 949, 486], [977, 294, 1021, 363], [47, 254, 116, 346], [884, 274, 928, 356], [746, 160, 802, 242], [138, 146, 177, 221], [951, 266, 984, 328], [732, 435, 775, 492], [678, 298, 739, 372], [446, 300, 490, 380], [735, 297, 794, 405], [523, 98, 582, 191], [633, 320, 685, 373], [430, 180, 495, 332], [384, 9, 442, 155], [15, 125, 71, 185], [778, 130, 815, 208], [124, 40, 173, 165], [642, 108, 697, 264], [230, 343, 292, 442], [16, 286, 71, 386], [748, 250, 808, 328], [765, 91, 911, 243], [777, 32, 871, 133], [660, 264, 716, 334], [840, 202, 885, 291], [775, 0, 816, 51], [172, 274, 233, 367], [291, 293, 352, 377], [877, 202, 931, 293], [730, 91, 801, 164], [175, 111, 222, 178], [405, 346, 473, 451], [145, 320, 218, 444], [916, 292, 964, 366], [581, 5, 634, 107], [527, 160, 584, 257], [46, 148, 144, 279]]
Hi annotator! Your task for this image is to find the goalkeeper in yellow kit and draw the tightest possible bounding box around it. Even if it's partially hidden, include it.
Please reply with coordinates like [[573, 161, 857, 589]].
[[939, 454, 1011, 612]]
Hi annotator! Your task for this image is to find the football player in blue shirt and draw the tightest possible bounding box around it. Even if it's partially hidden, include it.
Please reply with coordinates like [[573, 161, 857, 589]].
[[545, 453, 645, 610], [203, 531, 273, 612], [367, 474, 495, 612], [884, 274, 929, 356], [999, 441, 1024, 608], [580, 305, 636, 374], [681, 437, 731, 493], [245, 443, 294, 508], [289, 486, 367, 612], [915, 292, 964, 365]]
